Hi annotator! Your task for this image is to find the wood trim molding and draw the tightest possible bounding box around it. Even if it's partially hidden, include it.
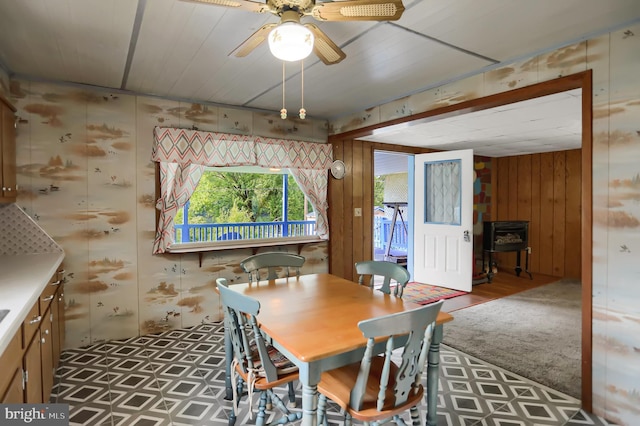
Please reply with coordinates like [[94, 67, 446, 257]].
[[580, 69, 593, 411]]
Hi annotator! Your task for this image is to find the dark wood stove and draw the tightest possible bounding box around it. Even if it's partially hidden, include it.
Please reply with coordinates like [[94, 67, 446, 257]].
[[482, 221, 532, 283], [483, 221, 529, 252]]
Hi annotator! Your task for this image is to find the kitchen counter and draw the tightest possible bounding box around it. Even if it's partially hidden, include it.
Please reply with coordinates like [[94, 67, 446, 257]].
[[0, 252, 65, 355]]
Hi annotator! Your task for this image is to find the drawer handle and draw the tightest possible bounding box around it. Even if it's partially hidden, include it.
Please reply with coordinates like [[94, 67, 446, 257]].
[[41, 337, 46, 344], [51, 280, 62, 286], [42, 295, 55, 302], [29, 316, 42, 325], [44, 329, 50, 335]]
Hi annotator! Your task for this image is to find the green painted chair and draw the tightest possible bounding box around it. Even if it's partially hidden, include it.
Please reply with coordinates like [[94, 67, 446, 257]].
[[355, 260, 411, 297], [316, 300, 444, 426], [216, 278, 301, 426], [240, 252, 305, 282]]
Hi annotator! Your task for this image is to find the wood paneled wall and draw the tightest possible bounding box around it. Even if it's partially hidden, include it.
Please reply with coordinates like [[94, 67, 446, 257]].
[[328, 142, 582, 281], [328, 138, 429, 282], [492, 149, 582, 278]]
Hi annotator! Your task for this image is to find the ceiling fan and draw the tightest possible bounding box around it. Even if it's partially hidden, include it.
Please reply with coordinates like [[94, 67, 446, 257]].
[[181, 0, 405, 65]]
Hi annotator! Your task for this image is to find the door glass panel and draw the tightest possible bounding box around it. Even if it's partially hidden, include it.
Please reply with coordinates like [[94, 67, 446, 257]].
[[424, 160, 461, 225]]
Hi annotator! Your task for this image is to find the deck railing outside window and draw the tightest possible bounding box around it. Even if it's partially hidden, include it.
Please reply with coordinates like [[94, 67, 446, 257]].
[[173, 214, 403, 247], [373, 216, 408, 252], [174, 220, 317, 243]]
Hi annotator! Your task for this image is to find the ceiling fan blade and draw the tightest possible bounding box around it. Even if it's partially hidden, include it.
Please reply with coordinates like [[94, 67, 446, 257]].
[[305, 24, 346, 65], [311, 0, 405, 21], [229, 23, 278, 57], [180, 0, 270, 14]]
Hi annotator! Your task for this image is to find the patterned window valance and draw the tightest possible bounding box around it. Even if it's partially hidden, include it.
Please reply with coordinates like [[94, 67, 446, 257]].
[[255, 137, 333, 170], [152, 127, 256, 166], [152, 127, 333, 169], [151, 127, 333, 253]]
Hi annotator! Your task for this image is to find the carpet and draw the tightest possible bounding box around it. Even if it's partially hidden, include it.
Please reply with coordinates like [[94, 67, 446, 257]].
[[442, 278, 581, 398], [402, 282, 468, 305]]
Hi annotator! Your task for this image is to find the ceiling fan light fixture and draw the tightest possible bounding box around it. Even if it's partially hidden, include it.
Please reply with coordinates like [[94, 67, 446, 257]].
[[268, 22, 314, 62]]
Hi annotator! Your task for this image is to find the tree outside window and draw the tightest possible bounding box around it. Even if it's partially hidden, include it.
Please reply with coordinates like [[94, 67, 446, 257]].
[[174, 167, 315, 242]]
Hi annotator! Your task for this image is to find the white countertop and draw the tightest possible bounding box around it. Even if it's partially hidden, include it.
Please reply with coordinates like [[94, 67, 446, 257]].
[[0, 252, 65, 355]]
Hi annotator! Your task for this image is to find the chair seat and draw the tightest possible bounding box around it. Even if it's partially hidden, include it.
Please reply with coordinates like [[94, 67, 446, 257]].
[[249, 342, 299, 376], [232, 343, 299, 390], [233, 363, 299, 391], [318, 356, 424, 422]]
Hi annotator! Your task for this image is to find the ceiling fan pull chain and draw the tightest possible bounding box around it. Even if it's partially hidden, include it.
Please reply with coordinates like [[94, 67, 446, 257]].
[[299, 60, 306, 119], [280, 61, 287, 119]]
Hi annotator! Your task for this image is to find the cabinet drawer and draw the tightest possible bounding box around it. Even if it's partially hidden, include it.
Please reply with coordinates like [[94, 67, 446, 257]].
[[22, 301, 42, 349]]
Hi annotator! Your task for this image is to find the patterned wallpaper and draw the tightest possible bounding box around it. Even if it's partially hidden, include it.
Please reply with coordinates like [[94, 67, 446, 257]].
[[7, 82, 329, 350], [0, 203, 62, 255], [330, 24, 640, 426]]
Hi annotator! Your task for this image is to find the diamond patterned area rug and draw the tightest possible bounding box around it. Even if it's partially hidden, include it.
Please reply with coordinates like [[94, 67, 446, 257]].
[[402, 282, 467, 305]]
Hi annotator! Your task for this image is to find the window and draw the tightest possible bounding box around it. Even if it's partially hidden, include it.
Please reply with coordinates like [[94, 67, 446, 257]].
[[172, 166, 317, 247], [151, 127, 331, 254]]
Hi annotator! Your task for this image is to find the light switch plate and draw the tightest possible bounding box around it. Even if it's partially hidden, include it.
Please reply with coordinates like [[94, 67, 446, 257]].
[[354, 208, 362, 217]]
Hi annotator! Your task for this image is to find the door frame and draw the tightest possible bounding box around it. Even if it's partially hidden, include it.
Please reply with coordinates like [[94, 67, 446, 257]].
[[332, 70, 593, 410]]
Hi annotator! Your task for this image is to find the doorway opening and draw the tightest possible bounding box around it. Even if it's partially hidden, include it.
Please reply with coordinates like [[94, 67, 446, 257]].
[[372, 151, 411, 268], [332, 71, 592, 409]]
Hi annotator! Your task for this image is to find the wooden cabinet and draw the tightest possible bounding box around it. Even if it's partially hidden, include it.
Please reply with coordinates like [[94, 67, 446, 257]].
[[40, 306, 54, 402], [47, 269, 65, 380], [0, 332, 23, 403], [1, 367, 23, 403], [0, 93, 17, 203], [51, 285, 63, 369], [56, 281, 65, 365], [0, 266, 66, 403], [23, 309, 44, 403]]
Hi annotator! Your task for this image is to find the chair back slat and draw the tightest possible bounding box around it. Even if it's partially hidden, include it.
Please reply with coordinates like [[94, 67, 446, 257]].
[[240, 252, 305, 281], [350, 300, 444, 412], [355, 260, 411, 297], [216, 278, 278, 382], [377, 337, 394, 411]]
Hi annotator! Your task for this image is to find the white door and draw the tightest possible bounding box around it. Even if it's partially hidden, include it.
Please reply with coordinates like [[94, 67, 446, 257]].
[[413, 149, 474, 292]]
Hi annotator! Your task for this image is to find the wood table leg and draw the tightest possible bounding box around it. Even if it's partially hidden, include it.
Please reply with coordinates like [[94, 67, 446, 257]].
[[301, 382, 318, 426], [426, 324, 443, 426], [294, 363, 320, 426]]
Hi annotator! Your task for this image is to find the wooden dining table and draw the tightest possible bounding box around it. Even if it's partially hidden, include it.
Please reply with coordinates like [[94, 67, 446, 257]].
[[221, 273, 454, 426]]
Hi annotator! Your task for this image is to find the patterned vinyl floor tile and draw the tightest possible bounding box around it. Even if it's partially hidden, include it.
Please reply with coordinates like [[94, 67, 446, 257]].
[[52, 323, 615, 426]]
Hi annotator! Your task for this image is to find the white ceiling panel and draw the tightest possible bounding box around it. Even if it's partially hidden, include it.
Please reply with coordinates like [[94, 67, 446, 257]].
[[128, 0, 378, 108], [401, 0, 640, 61], [0, 0, 137, 88], [360, 89, 583, 157], [374, 151, 410, 175], [244, 24, 492, 117]]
